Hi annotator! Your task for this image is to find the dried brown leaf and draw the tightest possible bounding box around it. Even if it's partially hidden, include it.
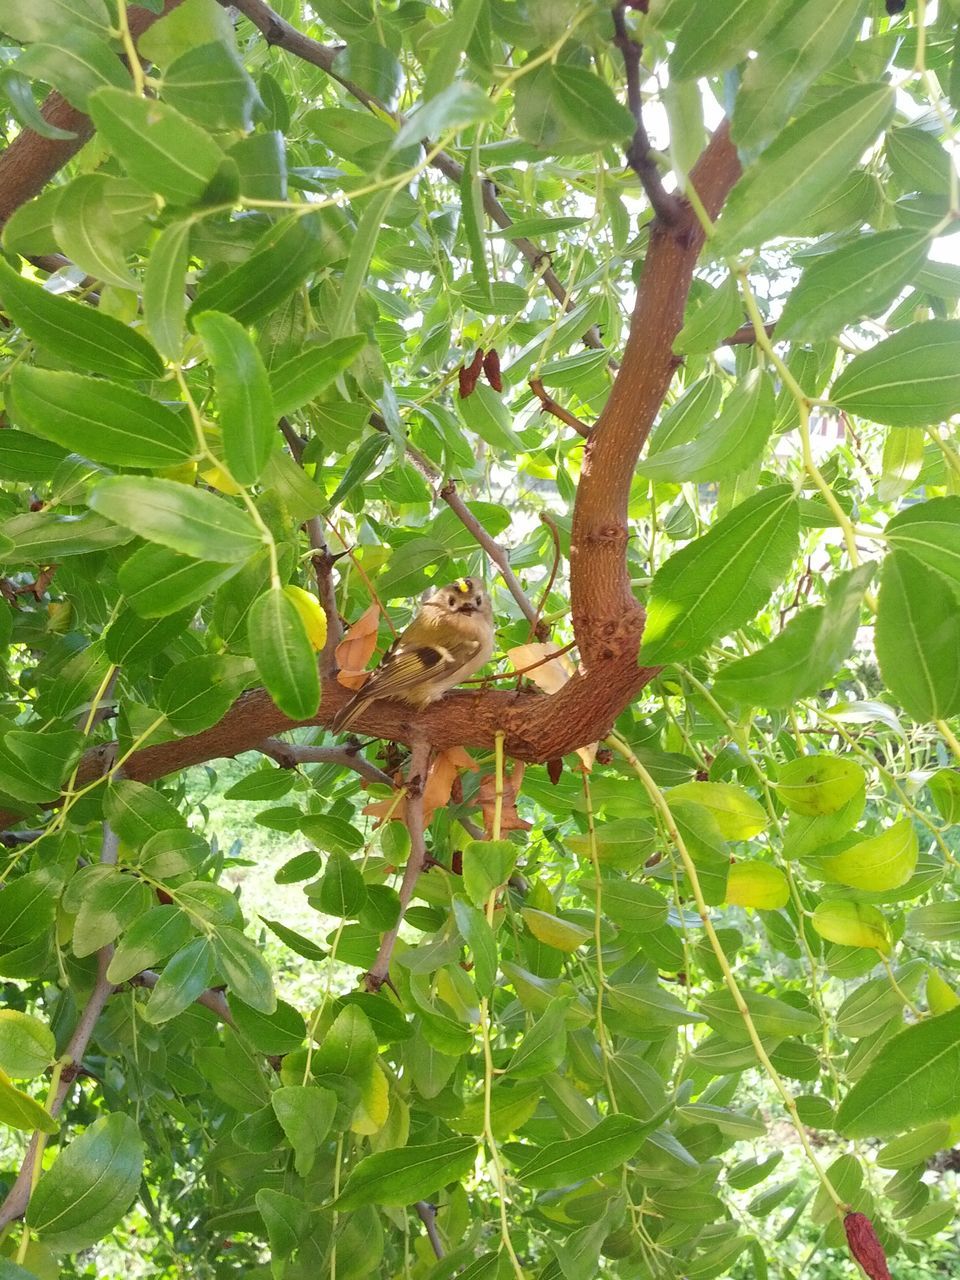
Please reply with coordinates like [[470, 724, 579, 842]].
[[335, 603, 381, 686]]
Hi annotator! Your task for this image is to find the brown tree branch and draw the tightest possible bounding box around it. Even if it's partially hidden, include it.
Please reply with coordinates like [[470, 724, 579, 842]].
[[258, 737, 392, 786], [612, 3, 683, 226], [134, 970, 234, 1023], [529, 378, 592, 438], [363, 740, 431, 991], [414, 1200, 445, 1258], [724, 321, 776, 346]]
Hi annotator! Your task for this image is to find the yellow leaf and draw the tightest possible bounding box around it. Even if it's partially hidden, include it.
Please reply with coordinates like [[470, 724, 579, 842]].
[[351, 1062, 390, 1136], [811, 901, 891, 954], [521, 907, 591, 953], [668, 781, 767, 839], [819, 818, 918, 891], [775, 754, 865, 816], [283, 585, 328, 652], [725, 861, 789, 910], [927, 969, 960, 1015]]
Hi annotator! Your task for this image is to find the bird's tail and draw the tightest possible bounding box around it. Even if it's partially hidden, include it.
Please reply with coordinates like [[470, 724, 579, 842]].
[[330, 691, 369, 733]]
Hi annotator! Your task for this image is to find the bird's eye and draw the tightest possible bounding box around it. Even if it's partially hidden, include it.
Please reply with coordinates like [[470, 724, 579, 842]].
[[475, 596, 481, 606], [448, 595, 457, 607]]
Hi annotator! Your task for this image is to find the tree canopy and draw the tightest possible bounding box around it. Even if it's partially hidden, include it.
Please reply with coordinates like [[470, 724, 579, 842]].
[[1, 1, 960, 1277]]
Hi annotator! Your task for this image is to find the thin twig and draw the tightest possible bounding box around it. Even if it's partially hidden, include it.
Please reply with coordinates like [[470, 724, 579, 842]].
[[464, 638, 576, 684], [529, 378, 591, 438], [438, 480, 543, 637], [134, 970, 234, 1023], [724, 321, 776, 346], [612, 4, 683, 225], [527, 513, 562, 642], [363, 739, 431, 991], [258, 736, 393, 786], [414, 1200, 445, 1259]]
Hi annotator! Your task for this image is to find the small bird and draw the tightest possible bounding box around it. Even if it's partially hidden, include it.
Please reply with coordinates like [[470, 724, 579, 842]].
[[333, 577, 495, 732]]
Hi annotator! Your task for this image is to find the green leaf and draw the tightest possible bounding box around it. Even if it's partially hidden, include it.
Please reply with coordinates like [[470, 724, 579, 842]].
[[460, 142, 490, 301], [887, 126, 952, 196], [104, 779, 186, 843], [271, 1085, 336, 1176], [714, 566, 871, 707], [876, 550, 960, 721], [394, 81, 494, 150], [72, 871, 153, 958], [820, 819, 918, 892], [118, 544, 242, 617], [636, 369, 774, 483], [462, 839, 517, 908], [607, 981, 707, 1030], [712, 83, 894, 256], [142, 937, 216, 1024], [10, 367, 195, 469], [0, 1011, 55, 1079], [885, 497, 960, 597], [231, 997, 305, 1054], [88, 86, 224, 205], [259, 916, 327, 962], [247, 586, 321, 720], [551, 65, 636, 145], [89, 477, 264, 562], [138, 0, 234, 65], [159, 654, 250, 734], [699, 988, 820, 1043], [671, 0, 772, 80], [328, 433, 388, 508], [17, 29, 129, 111], [314, 850, 366, 918], [506, 997, 567, 1079], [0, 0, 109, 41], [269, 336, 366, 417], [638, 485, 799, 664], [194, 311, 274, 485], [422, 0, 486, 101], [0, 257, 163, 381], [332, 188, 395, 338], [832, 320, 960, 427], [189, 210, 348, 328], [50, 173, 147, 289], [879, 426, 925, 502], [1, 67, 78, 141], [733, 0, 867, 154], [778, 231, 931, 343], [674, 274, 743, 355], [516, 1114, 652, 1190], [161, 41, 259, 131], [0, 1071, 59, 1134], [143, 221, 191, 361], [27, 1113, 144, 1251], [837, 1007, 960, 1138], [5, 510, 132, 562], [106, 906, 194, 985], [255, 1187, 309, 1261], [333, 1137, 477, 1210], [103, 606, 194, 666], [452, 895, 498, 997], [458, 382, 524, 453], [212, 926, 276, 1013]]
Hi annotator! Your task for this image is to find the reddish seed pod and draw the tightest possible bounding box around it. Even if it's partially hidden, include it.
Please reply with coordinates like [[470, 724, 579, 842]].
[[451, 849, 463, 876], [458, 348, 484, 399], [482, 347, 503, 392], [547, 757, 563, 785], [844, 1213, 892, 1280]]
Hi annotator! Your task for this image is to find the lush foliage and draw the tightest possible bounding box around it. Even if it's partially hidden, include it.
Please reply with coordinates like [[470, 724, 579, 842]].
[[1, 1, 960, 1278]]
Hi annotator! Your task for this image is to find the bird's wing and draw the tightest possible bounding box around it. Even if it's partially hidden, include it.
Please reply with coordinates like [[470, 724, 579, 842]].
[[362, 638, 479, 701]]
